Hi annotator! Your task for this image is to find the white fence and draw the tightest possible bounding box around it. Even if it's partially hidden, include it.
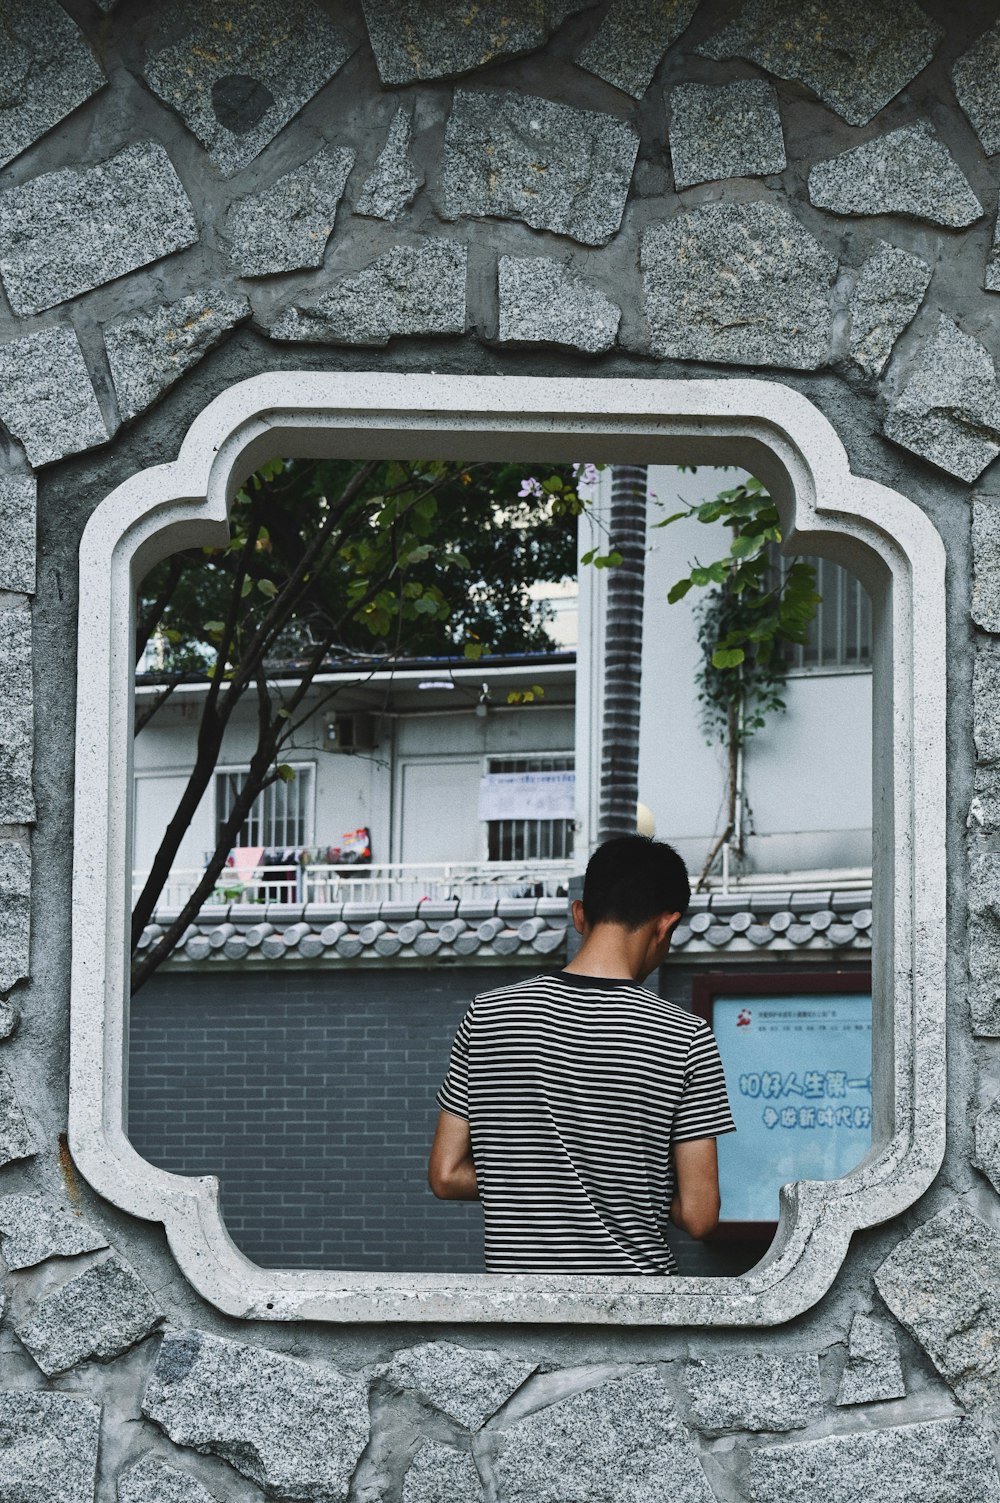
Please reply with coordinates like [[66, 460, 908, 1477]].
[[132, 859, 577, 911]]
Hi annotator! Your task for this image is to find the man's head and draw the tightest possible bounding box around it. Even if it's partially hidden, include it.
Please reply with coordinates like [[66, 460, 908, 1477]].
[[571, 836, 691, 978]]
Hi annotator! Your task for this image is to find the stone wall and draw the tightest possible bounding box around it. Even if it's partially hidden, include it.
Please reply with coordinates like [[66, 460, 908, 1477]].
[[3, 0, 1000, 1498]]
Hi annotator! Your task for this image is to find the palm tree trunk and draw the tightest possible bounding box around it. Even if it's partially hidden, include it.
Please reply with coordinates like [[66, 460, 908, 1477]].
[[598, 464, 647, 843]]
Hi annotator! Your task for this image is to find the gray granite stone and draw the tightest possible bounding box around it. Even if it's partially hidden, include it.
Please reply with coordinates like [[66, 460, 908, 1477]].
[[106, 290, 250, 423], [225, 148, 354, 276], [836, 1314, 907, 1405], [356, 110, 422, 222], [268, 240, 466, 346], [15, 1254, 162, 1376], [684, 1352, 821, 1433], [0, 142, 198, 316], [442, 89, 639, 247], [699, 0, 943, 127], [0, 999, 20, 1040], [668, 80, 785, 190], [975, 644, 1000, 763], [0, 843, 29, 994], [0, 0, 105, 170], [970, 766, 1000, 836], [849, 243, 931, 377], [884, 317, 1000, 482], [953, 26, 1000, 157], [0, 1391, 100, 1503], [491, 1367, 715, 1503], [0, 610, 32, 824], [641, 202, 836, 370], [0, 475, 35, 595], [0, 328, 109, 468], [0, 1066, 35, 1164], [576, 0, 698, 99], [143, 0, 354, 176], [874, 1204, 1000, 1416], [808, 123, 982, 228], [749, 1418, 1000, 1503], [497, 256, 619, 352], [988, 216, 1000, 294], [118, 1455, 220, 1503], [974, 498, 1000, 631], [378, 1341, 536, 1430], [975, 1096, 1000, 1197], [402, 1442, 482, 1503], [0, 1194, 108, 1271], [361, 1, 583, 84], [969, 850, 1000, 1034], [143, 1329, 370, 1500]]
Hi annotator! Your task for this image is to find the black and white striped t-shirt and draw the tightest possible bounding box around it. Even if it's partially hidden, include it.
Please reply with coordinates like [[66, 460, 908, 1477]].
[[436, 971, 735, 1276]]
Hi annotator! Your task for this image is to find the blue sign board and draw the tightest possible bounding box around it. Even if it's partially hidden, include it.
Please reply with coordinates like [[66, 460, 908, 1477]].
[[713, 993, 872, 1223]]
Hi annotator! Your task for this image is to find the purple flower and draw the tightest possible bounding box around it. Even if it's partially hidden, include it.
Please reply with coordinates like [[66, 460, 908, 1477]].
[[518, 477, 545, 499]]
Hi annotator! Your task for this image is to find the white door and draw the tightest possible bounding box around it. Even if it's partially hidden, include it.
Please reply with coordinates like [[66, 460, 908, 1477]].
[[399, 760, 482, 863], [132, 774, 212, 874]]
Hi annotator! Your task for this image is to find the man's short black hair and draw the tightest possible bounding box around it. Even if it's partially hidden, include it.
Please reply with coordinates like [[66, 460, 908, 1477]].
[[582, 836, 691, 929]]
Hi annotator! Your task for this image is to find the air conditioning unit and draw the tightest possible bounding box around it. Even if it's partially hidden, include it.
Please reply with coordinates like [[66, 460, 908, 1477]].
[[325, 712, 375, 752]]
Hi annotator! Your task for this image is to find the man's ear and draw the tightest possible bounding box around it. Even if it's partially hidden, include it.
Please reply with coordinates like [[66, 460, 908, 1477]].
[[571, 899, 587, 936], [657, 910, 682, 944]]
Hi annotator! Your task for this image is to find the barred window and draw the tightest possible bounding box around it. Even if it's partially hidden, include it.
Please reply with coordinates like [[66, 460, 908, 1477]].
[[772, 551, 872, 671], [215, 765, 315, 851], [486, 755, 575, 860]]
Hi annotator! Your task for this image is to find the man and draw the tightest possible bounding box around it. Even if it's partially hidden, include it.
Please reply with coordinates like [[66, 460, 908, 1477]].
[[428, 835, 735, 1275]]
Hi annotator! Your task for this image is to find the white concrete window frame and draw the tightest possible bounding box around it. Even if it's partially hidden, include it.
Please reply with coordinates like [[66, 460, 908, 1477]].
[[70, 372, 946, 1326]]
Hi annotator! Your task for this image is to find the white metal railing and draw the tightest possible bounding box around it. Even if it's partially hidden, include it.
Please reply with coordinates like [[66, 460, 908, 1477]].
[[132, 859, 577, 911]]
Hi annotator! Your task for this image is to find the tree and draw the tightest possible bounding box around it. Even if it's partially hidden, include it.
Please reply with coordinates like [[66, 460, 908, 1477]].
[[132, 457, 581, 991], [597, 465, 648, 843]]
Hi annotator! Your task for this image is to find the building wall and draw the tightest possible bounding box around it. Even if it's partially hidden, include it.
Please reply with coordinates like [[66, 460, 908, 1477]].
[[1, 2, 999, 1499]]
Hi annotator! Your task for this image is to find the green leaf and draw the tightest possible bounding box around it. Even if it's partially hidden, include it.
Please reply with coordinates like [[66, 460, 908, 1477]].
[[712, 647, 746, 669], [240, 576, 253, 597], [730, 534, 761, 559], [203, 620, 225, 634], [667, 578, 693, 603], [276, 764, 296, 783], [256, 578, 278, 598]]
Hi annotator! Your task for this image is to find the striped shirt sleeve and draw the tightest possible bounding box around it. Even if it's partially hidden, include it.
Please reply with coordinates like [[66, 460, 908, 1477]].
[[436, 1003, 474, 1121], [671, 1021, 736, 1142]]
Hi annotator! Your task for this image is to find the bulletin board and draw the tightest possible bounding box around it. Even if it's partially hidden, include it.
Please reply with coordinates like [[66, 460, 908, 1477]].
[[691, 971, 872, 1233]]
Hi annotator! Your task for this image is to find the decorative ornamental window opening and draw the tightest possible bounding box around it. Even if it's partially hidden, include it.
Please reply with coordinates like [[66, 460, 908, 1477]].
[[70, 372, 946, 1329], [486, 755, 575, 862]]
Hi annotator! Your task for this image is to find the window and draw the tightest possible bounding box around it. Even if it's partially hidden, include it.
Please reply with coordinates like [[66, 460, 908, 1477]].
[[486, 755, 575, 860], [771, 549, 872, 671], [215, 765, 314, 852]]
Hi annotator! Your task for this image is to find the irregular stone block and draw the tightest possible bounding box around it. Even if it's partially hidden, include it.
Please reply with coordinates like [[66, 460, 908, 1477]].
[[808, 123, 982, 228], [497, 256, 619, 353], [641, 202, 836, 370], [975, 1096, 1000, 1198], [0, 843, 29, 994], [225, 148, 354, 277], [361, 1, 583, 84], [0, 0, 105, 170], [106, 290, 250, 423], [684, 1352, 821, 1433], [268, 240, 466, 346], [0, 475, 35, 595], [969, 851, 1000, 1035], [0, 1194, 107, 1271], [849, 243, 931, 378], [442, 89, 638, 247], [356, 110, 422, 222], [668, 80, 785, 190], [884, 317, 1000, 482], [0, 610, 33, 823], [699, 0, 943, 127], [0, 327, 109, 467], [836, 1314, 906, 1405], [492, 1367, 715, 1503], [378, 1341, 536, 1430], [0, 142, 198, 317], [970, 767, 1000, 837], [953, 26, 1000, 156], [118, 1454, 219, 1503], [0, 1391, 100, 1503], [143, 1329, 370, 1500], [0, 1066, 34, 1165], [15, 1254, 162, 1376], [402, 1441, 482, 1503], [874, 1204, 1000, 1416], [749, 1418, 1000, 1503], [973, 498, 1000, 632], [576, 0, 698, 99], [143, 0, 354, 176], [0, 999, 19, 1040], [975, 644, 1000, 763]]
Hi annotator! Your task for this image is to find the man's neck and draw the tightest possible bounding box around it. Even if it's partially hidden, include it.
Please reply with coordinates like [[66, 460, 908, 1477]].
[[563, 927, 651, 982]]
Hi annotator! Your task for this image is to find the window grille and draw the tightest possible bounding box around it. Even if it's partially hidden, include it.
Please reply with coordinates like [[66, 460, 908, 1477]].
[[215, 765, 314, 852], [486, 755, 575, 861], [770, 550, 872, 671]]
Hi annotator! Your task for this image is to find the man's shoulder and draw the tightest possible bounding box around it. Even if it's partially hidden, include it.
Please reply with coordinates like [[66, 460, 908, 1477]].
[[472, 974, 559, 1006]]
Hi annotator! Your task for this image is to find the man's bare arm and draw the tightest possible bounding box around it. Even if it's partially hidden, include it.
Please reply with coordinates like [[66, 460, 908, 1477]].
[[428, 1109, 480, 1200], [670, 1137, 721, 1239]]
